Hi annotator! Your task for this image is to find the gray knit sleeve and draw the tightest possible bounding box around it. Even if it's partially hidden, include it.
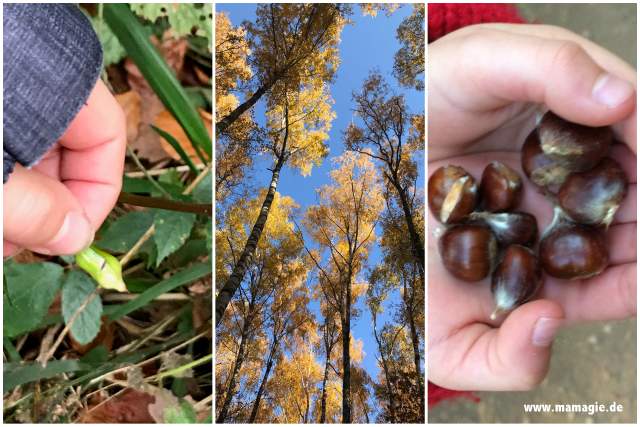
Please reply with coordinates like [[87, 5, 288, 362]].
[[3, 4, 103, 182]]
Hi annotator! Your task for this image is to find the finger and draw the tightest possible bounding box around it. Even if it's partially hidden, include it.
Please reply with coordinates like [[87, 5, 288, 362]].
[[462, 24, 638, 153], [607, 223, 637, 265], [58, 80, 126, 229], [609, 143, 637, 183], [542, 263, 636, 323], [466, 24, 636, 85], [32, 145, 62, 181], [3, 166, 94, 255], [613, 184, 636, 224], [430, 299, 564, 391], [3, 240, 21, 258], [430, 27, 636, 155]]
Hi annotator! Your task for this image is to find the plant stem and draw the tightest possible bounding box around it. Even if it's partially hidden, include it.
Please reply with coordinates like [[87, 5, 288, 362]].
[[127, 145, 173, 198], [118, 193, 212, 216]]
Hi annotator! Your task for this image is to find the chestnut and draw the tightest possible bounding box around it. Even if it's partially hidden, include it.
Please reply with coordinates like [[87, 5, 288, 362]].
[[490, 244, 542, 319], [539, 223, 608, 280], [558, 158, 627, 227], [469, 212, 538, 247], [438, 224, 497, 282], [428, 165, 478, 224], [480, 161, 522, 212], [521, 128, 570, 194], [538, 112, 612, 171]]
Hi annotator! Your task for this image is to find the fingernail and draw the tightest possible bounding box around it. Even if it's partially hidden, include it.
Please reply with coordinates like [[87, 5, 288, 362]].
[[592, 73, 635, 108], [34, 211, 94, 255], [531, 317, 563, 347]]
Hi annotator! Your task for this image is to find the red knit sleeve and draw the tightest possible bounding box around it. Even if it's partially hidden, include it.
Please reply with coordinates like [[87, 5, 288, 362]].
[[428, 3, 525, 43]]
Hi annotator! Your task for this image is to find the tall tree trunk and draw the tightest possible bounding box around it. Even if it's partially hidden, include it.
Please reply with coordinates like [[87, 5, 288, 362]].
[[216, 323, 251, 423], [373, 318, 396, 423], [216, 79, 274, 136], [341, 274, 352, 424], [216, 152, 286, 327], [389, 174, 425, 277], [319, 354, 331, 423], [405, 287, 425, 420], [248, 338, 278, 423]]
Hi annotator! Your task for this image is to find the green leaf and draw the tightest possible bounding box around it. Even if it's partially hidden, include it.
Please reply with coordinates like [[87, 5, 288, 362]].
[[91, 15, 127, 67], [104, 4, 212, 158], [123, 176, 156, 194], [97, 211, 154, 253], [3, 262, 64, 338], [108, 262, 211, 321], [130, 3, 213, 43], [164, 399, 198, 423], [192, 170, 212, 204], [154, 210, 196, 266], [62, 271, 103, 345], [80, 345, 110, 365]]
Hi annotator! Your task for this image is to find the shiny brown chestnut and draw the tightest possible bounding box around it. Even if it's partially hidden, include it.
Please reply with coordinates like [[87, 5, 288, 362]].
[[538, 112, 612, 171], [558, 157, 627, 227], [469, 211, 538, 247], [521, 128, 570, 194], [428, 165, 478, 224], [480, 161, 523, 212], [490, 245, 542, 319], [438, 224, 497, 282], [539, 223, 608, 280]]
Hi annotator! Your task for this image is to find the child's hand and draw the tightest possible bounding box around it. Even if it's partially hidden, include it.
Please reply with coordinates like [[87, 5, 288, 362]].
[[3, 80, 126, 256], [428, 24, 636, 391]]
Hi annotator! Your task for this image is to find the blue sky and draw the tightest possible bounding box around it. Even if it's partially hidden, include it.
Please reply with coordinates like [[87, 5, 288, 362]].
[[217, 3, 424, 408]]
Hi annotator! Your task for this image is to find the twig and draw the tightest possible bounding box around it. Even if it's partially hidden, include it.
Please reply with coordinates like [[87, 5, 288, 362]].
[[125, 164, 204, 178], [151, 354, 212, 382], [88, 329, 209, 385], [126, 145, 173, 199], [194, 394, 213, 411], [38, 290, 100, 366], [103, 293, 190, 302], [119, 224, 156, 267], [184, 164, 212, 195], [118, 193, 212, 216]]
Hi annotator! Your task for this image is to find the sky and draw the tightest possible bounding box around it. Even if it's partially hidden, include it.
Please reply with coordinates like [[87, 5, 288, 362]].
[[217, 3, 424, 410]]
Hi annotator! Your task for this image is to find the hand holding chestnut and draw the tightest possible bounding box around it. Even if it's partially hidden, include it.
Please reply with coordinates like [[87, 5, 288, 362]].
[[428, 23, 635, 392], [430, 111, 629, 319]]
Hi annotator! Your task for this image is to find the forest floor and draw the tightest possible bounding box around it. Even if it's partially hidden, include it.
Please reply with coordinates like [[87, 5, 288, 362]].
[[428, 3, 637, 423]]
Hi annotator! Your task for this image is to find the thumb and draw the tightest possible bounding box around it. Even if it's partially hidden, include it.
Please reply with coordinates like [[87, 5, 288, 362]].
[[458, 27, 635, 124], [3, 165, 94, 255], [491, 299, 565, 390]]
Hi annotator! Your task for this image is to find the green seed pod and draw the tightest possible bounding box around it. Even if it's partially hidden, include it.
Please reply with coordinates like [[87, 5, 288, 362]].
[[76, 246, 127, 292]]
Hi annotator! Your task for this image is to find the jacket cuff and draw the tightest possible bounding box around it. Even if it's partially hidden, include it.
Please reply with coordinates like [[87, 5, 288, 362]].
[[3, 4, 103, 182]]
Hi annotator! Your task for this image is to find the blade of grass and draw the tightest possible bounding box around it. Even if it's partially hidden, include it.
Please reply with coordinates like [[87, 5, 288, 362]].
[[104, 4, 212, 158], [3, 360, 93, 392], [151, 125, 200, 175], [3, 337, 21, 362], [107, 262, 211, 321]]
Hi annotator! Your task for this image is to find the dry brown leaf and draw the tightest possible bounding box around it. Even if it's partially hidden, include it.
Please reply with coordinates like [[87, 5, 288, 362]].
[[147, 387, 179, 424], [11, 249, 49, 264], [115, 91, 141, 143], [124, 34, 189, 163], [78, 389, 155, 423], [155, 109, 212, 164]]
